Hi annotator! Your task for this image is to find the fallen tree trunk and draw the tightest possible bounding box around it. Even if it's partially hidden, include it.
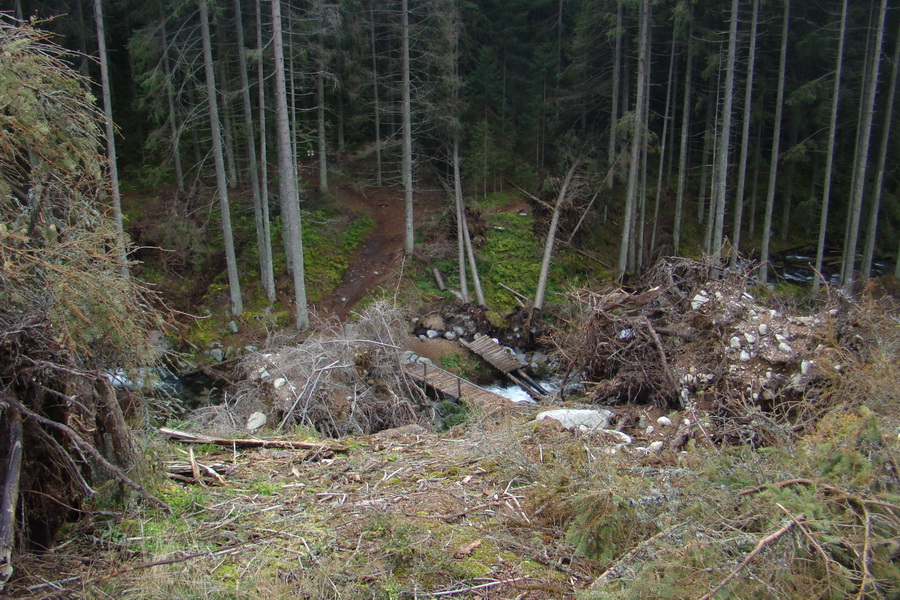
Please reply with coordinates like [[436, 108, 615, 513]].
[[159, 427, 349, 453]]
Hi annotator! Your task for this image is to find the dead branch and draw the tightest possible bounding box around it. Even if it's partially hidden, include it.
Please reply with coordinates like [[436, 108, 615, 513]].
[[3, 395, 170, 514], [429, 576, 528, 597], [697, 515, 805, 600], [159, 427, 349, 453]]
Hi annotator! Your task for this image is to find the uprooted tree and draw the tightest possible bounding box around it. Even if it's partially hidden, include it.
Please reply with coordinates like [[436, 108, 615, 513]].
[[0, 19, 165, 589]]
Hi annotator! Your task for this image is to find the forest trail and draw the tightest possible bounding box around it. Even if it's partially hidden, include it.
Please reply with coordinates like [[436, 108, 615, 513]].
[[311, 177, 407, 321]]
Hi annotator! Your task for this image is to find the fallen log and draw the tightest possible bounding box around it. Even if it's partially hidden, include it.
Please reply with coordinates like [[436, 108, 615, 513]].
[[159, 427, 349, 453]]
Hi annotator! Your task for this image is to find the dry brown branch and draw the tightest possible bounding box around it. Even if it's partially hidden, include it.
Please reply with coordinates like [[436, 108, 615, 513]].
[[697, 514, 805, 600], [159, 427, 349, 453], [4, 395, 170, 514]]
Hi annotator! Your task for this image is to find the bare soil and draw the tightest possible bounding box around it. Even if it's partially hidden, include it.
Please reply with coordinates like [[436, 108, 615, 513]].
[[312, 183, 407, 320]]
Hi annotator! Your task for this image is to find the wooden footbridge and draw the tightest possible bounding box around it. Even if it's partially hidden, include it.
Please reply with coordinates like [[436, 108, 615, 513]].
[[460, 334, 549, 400], [402, 361, 516, 411]]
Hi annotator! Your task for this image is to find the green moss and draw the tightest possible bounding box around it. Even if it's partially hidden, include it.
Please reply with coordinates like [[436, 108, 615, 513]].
[[448, 558, 492, 579]]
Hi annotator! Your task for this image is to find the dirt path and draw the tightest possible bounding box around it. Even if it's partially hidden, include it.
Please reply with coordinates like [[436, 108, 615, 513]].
[[312, 183, 407, 321]]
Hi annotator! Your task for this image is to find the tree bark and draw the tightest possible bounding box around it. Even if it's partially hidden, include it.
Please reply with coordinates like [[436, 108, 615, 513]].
[[317, 25, 328, 193], [454, 140, 469, 303], [235, 0, 276, 303], [93, 0, 129, 278], [607, 0, 623, 190], [673, 24, 693, 255], [535, 161, 579, 311], [272, 0, 309, 328], [200, 0, 243, 316], [758, 0, 790, 285], [370, 2, 382, 186], [617, 0, 650, 281], [731, 0, 759, 267], [840, 0, 887, 291], [650, 35, 678, 257], [401, 0, 414, 255], [711, 0, 740, 265], [861, 20, 900, 279], [255, 0, 277, 303], [160, 14, 184, 193]]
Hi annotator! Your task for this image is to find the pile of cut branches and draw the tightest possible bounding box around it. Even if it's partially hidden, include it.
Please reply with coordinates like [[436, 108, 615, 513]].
[[549, 256, 900, 445], [224, 301, 429, 437]]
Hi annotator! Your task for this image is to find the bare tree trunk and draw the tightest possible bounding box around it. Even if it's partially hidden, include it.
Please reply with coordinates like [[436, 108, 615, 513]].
[[93, 0, 129, 278], [651, 35, 678, 257], [462, 208, 485, 307], [673, 24, 693, 254], [235, 0, 276, 302], [370, 2, 382, 186], [0, 409, 22, 590], [317, 35, 328, 193], [401, 0, 414, 255], [711, 0, 740, 265], [200, 0, 243, 316], [454, 140, 468, 303], [536, 161, 580, 311], [257, 0, 276, 302], [748, 123, 762, 240], [841, 0, 887, 291], [758, 0, 790, 285], [697, 88, 715, 225], [160, 15, 184, 193], [779, 116, 799, 241], [617, 0, 650, 281], [731, 0, 759, 267], [272, 0, 309, 328], [607, 0, 623, 189], [861, 21, 899, 279], [218, 61, 239, 188]]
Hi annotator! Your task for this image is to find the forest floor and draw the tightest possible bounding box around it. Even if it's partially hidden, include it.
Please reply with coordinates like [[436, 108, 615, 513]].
[[309, 178, 406, 321], [6, 172, 899, 599]]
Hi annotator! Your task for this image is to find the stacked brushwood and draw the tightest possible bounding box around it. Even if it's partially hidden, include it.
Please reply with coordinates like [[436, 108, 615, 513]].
[[550, 256, 899, 445], [0, 19, 163, 590], [228, 301, 430, 437]]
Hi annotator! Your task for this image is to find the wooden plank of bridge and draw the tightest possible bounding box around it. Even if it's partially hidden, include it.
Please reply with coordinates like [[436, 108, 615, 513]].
[[464, 334, 522, 374], [402, 362, 516, 411]]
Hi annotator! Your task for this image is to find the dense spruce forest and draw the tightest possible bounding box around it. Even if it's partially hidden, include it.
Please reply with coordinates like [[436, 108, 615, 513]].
[[1, 1, 900, 598], [9, 0, 900, 307]]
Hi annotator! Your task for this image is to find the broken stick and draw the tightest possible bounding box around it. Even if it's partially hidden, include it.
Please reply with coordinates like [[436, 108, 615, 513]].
[[159, 427, 349, 453]]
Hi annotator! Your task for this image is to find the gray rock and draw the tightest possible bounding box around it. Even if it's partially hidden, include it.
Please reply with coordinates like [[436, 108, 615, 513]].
[[778, 342, 793, 354], [691, 292, 710, 310], [656, 416, 672, 427], [535, 409, 613, 431], [247, 412, 267, 432], [209, 348, 225, 362], [245, 345, 258, 353], [273, 377, 287, 389], [600, 429, 632, 444], [758, 323, 769, 336], [739, 350, 752, 362], [648, 441, 665, 453], [426, 329, 440, 339], [730, 336, 742, 349], [228, 320, 239, 333], [444, 331, 458, 341]]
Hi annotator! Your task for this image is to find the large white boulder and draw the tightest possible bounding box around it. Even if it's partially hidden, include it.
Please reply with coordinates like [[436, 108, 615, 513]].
[[535, 409, 613, 431]]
